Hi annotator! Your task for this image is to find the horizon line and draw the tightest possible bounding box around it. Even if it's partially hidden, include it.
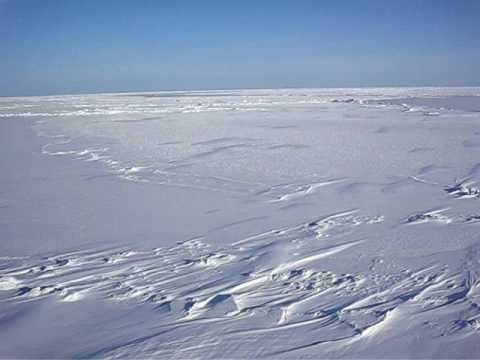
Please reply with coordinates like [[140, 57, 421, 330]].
[[2, 84, 480, 99]]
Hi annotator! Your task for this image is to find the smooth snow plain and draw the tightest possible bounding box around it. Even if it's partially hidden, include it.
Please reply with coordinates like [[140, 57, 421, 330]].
[[1, 87, 480, 358]]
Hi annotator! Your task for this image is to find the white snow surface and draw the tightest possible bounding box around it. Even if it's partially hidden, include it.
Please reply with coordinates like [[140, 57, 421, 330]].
[[1, 87, 480, 358]]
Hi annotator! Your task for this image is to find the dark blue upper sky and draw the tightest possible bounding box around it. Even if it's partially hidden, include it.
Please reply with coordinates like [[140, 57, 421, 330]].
[[1, 0, 479, 96]]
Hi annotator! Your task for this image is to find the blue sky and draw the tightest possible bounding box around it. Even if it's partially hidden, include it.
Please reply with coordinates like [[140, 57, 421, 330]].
[[1, 0, 479, 96]]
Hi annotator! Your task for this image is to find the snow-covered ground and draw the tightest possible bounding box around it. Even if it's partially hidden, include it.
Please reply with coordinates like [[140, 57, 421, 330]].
[[1, 88, 480, 358]]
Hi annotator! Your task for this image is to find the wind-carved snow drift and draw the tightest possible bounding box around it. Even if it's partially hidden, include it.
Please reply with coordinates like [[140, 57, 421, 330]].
[[3, 210, 479, 357], [1, 88, 480, 358]]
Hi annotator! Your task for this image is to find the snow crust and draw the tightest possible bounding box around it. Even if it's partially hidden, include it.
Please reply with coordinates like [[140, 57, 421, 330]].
[[1, 88, 480, 358]]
